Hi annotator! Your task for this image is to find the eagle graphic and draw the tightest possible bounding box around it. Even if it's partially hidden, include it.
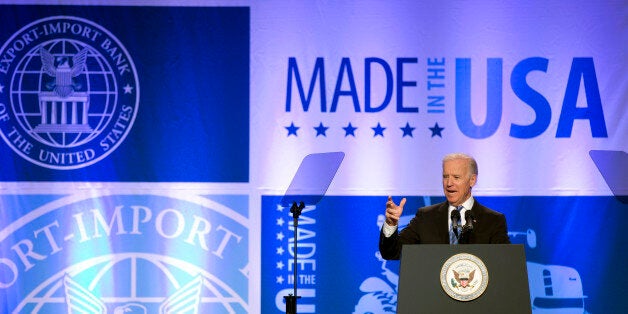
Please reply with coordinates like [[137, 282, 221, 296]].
[[452, 269, 475, 288], [63, 275, 203, 313], [40, 47, 89, 98]]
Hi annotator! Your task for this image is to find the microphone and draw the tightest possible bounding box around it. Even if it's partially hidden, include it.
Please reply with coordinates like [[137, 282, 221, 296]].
[[459, 211, 474, 244], [451, 208, 461, 237], [464, 211, 474, 231]]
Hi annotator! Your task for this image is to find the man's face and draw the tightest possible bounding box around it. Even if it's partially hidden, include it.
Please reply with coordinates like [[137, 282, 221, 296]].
[[442, 158, 477, 206]]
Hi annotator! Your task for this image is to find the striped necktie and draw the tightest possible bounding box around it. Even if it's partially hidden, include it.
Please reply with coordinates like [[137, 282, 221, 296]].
[[449, 206, 463, 244]]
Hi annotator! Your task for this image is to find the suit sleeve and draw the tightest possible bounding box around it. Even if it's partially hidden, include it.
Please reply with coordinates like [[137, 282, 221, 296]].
[[379, 227, 402, 260], [379, 214, 422, 260]]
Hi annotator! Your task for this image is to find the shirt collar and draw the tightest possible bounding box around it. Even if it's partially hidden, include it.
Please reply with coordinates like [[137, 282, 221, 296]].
[[448, 196, 475, 226], [449, 196, 474, 212]]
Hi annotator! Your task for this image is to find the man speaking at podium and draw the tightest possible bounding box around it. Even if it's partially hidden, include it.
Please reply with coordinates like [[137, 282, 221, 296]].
[[379, 153, 510, 260]]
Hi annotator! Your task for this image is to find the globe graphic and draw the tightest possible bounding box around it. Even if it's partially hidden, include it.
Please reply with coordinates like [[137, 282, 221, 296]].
[[10, 39, 117, 148], [14, 253, 248, 313]]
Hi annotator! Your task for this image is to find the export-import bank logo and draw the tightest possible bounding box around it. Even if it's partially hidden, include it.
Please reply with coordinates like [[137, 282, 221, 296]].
[[0, 192, 249, 313], [0, 16, 139, 170]]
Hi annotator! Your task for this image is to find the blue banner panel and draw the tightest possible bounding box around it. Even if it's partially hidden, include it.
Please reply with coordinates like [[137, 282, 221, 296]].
[[0, 5, 249, 182], [261, 195, 627, 313], [0, 192, 250, 313]]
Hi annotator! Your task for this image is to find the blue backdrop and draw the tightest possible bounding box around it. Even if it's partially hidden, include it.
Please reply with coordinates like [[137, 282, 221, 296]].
[[261, 195, 626, 313]]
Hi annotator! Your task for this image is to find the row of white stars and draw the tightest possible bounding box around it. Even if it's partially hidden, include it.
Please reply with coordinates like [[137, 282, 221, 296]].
[[276, 208, 288, 284]]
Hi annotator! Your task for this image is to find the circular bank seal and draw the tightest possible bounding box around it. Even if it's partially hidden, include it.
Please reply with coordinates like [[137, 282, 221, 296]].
[[440, 253, 489, 301], [0, 16, 139, 169]]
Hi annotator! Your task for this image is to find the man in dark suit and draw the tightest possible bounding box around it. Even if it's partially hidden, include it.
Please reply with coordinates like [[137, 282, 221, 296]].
[[379, 153, 510, 260]]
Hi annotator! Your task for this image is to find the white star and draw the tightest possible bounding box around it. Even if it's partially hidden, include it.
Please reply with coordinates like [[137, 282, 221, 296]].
[[276, 232, 285, 241], [276, 261, 285, 270], [276, 204, 284, 212], [123, 84, 133, 94], [0, 84, 4, 93], [276, 217, 285, 226], [276, 276, 285, 284], [276, 246, 285, 255]]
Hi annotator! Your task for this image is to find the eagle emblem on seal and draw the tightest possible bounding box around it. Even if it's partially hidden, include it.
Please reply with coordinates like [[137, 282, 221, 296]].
[[452, 269, 475, 288], [40, 47, 89, 98]]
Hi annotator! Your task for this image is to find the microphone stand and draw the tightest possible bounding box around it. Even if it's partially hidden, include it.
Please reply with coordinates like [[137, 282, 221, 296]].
[[284, 201, 305, 314], [460, 212, 474, 244]]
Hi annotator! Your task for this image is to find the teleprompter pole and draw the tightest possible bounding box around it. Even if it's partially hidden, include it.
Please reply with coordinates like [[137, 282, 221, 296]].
[[284, 201, 305, 314]]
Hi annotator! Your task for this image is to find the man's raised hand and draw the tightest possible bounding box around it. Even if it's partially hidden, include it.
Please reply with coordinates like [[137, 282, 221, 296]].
[[385, 196, 406, 226]]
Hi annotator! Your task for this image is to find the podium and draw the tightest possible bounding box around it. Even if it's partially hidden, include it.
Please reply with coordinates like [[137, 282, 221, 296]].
[[397, 244, 531, 314]]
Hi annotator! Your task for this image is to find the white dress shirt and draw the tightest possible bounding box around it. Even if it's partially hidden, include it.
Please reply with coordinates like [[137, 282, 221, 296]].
[[448, 196, 475, 229]]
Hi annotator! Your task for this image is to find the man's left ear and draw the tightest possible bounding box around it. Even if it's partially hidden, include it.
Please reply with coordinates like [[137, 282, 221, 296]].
[[470, 174, 477, 187]]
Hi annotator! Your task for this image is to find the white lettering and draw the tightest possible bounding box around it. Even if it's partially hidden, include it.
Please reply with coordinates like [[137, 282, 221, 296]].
[[211, 225, 242, 258], [0, 258, 18, 288], [239, 262, 250, 279], [184, 215, 211, 250], [73, 212, 91, 242], [11, 239, 45, 271], [93, 206, 127, 238], [34, 221, 63, 255], [155, 209, 185, 239], [130, 205, 152, 234], [0, 103, 10, 122]]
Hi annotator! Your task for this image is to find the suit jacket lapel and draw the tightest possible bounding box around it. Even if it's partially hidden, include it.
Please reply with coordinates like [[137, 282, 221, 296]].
[[470, 200, 483, 221]]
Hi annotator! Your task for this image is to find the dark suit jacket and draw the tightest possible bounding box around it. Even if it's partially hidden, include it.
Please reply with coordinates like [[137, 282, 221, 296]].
[[379, 200, 510, 260]]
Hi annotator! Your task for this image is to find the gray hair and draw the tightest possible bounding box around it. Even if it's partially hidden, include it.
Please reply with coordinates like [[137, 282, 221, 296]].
[[442, 153, 478, 176]]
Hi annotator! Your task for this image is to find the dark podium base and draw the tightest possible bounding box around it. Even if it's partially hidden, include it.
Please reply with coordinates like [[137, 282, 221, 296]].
[[397, 244, 531, 314]]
